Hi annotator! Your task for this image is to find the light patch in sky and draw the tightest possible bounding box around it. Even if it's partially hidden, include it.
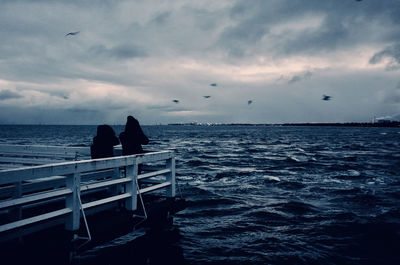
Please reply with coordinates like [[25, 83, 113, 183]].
[[270, 14, 325, 35]]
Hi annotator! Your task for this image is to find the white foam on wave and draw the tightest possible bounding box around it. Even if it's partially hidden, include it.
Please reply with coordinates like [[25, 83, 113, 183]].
[[347, 169, 361, 177], [263, 175, 281, 182], [288, 155, 308, 162]]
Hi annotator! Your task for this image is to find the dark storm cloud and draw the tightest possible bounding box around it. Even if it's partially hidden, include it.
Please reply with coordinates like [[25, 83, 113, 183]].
[[218, 0, 400, 58], [220, 16, 270, 46], [280, 16, 349, 55], [369, 44, 400, 70], [0, 90, 23, 100]]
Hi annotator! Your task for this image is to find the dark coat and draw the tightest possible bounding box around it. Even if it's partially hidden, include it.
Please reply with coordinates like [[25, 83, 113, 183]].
[[91, 125, 119, 159], [119, 116, 149, 155]]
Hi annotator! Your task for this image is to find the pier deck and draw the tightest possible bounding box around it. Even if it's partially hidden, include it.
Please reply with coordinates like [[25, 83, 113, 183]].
[[0, 144, 181, 245]]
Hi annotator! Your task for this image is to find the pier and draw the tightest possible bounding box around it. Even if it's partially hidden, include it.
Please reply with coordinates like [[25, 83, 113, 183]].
[[0, 144, 184, 263]]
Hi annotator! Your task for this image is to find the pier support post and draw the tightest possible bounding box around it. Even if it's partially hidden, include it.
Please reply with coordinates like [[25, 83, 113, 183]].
[[66, 173, 81, 231], [125, 161, 138, 211], [166, 157, 176, 197]]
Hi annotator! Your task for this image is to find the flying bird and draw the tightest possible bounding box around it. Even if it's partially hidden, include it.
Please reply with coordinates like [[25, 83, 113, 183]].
[[248, 100, 253, 105], [65, 31, 80, 37], [172, 99, 179, 103], [210, 83, 217, 87], [203, 96, 211, 99], [322, 95, 332, 101]]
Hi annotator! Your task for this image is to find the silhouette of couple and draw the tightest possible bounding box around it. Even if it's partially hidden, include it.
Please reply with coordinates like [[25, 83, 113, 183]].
[[91, 116, 149, 159]]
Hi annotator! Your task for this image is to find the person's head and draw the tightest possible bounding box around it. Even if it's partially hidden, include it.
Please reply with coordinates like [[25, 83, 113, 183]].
[[125, 115, 140, 132], [97, 124, 116, 138]]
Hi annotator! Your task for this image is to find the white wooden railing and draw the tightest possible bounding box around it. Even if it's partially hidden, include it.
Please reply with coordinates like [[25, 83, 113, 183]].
[[0, 145, 175, 241]]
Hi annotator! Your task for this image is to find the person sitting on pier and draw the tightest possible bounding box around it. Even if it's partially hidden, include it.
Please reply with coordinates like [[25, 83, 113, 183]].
[[91, 124, 120, 159], [119, 115, 149, 155]]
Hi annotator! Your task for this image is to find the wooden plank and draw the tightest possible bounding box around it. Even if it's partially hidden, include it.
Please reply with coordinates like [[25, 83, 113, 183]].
[[139, 182, 171, 194], [139, 179, 164, 184], [0, 152, 77, 160], [81, 169, 115, 182], [20, 187, 108, 211], [82, 193, 131, 209], [0, 188, 72, 209], [0, 170, 115, 199], [0, 144, 90, 157], [138, 168, 171, 180], [0, 151, 173, 185], [0, 208, 72, 233], [136, 151, 173, 163], [80, 177, 131, 191], [0, 157, 68, 165], [0, 149, 78, 157], [0, 157, 132, 184], [0, 178, 67, 200]]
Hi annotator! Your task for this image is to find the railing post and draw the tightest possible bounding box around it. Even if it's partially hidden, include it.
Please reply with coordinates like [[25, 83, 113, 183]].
[[166, 156, 176, 197], [10, 181, 22, 222], [66, 173, 81, 231], [125, 161, 138, 211], [111, 167, 122, 195], [112, 147, 122, 196]]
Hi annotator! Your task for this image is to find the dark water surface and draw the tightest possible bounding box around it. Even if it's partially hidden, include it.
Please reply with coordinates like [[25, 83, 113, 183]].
[[1, 125, 400, 264]]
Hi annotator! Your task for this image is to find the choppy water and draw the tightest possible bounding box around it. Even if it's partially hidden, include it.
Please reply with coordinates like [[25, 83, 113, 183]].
[[1, 125, 400, 265]]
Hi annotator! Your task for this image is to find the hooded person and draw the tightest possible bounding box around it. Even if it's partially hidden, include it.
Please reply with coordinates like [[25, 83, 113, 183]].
[[90, 124, 120, 159], [119, 116, 149, 155]]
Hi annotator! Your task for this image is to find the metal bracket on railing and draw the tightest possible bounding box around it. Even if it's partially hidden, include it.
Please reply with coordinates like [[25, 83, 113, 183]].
[[75, 187, 91, 249], [132, 174, 148, 230]]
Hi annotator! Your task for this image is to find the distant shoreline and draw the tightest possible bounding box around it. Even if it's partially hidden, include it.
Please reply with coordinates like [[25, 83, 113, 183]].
[[1, 122, 399, 127], [168, 122, 400, 128]]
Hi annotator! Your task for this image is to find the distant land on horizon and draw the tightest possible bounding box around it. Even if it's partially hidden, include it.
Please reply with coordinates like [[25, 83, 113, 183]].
[[1, 122, 400, 127], [167, 121, 400, 128]]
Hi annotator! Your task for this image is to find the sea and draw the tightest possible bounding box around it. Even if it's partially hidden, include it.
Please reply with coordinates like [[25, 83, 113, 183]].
[[1, 125, 400, 265]]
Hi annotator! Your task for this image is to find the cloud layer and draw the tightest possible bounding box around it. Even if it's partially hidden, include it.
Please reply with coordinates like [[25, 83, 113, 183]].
[[0, 0, 399, 124]]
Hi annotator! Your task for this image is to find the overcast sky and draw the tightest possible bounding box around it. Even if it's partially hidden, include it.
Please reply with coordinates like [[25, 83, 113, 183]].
[[0, 0, 399, 125]]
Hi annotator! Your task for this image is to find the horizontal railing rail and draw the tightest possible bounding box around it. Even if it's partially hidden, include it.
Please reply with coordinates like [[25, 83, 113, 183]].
[[0, 144, 92, 170], [0, 147, 176, 240]]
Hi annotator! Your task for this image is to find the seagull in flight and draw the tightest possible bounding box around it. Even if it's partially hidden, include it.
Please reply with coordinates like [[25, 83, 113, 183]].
[[203, 96, 211, 99], [172, 99, 179, 103], [322, 95, 332, 101], [65, 31, 80, 37]]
